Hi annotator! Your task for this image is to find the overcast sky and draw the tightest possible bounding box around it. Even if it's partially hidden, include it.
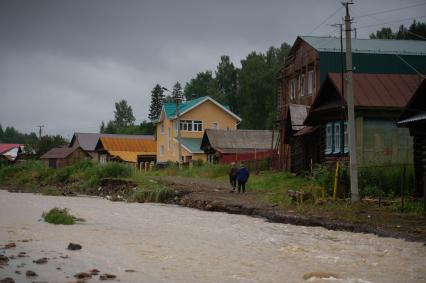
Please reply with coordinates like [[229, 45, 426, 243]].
[[1, 0, 424, 139]]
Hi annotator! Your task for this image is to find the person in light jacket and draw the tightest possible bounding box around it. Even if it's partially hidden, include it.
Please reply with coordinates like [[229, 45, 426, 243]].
[[236, 164, 250, 193]]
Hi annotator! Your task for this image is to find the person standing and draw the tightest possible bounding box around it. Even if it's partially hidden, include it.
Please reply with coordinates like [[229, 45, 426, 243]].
[[229, 162, 238, 193], [237, 163, 250, 193]]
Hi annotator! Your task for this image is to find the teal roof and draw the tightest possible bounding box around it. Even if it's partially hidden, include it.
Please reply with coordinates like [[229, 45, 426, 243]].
[[179, 138, 203, 154], [300, 36, 426, 55], [162, 96, 241, 121], [163, 96, 208, 119]]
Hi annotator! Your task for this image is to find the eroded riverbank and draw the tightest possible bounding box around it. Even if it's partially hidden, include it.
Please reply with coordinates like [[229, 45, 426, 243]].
[[1, 190, 426, 283]]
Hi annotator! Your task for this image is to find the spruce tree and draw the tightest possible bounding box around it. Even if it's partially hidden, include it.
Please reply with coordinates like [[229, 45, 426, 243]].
[[172, 82, 183, 102], [148, 84, 165, 122]]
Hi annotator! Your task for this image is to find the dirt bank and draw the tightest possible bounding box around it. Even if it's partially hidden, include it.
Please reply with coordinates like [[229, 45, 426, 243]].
[[154, 176, 426, 243]]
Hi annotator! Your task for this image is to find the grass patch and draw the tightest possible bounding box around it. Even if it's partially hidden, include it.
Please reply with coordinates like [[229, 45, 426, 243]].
[[129, 174, 176, 203], [42, 207, 84, 225]]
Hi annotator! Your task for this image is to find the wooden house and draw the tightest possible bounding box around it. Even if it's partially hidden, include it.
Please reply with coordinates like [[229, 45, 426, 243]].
[[398, 79, 426, 197], [200, 129, 276, 164], [156, 96, 242, 164], [69, 133, 154, 160], [276, 36, 426, 170], [40, 146, 90, 168], [95, 137, 156, 164], [303, 73, 420, 170]]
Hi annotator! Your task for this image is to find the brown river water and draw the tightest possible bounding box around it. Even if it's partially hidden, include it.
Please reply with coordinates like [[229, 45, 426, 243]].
[[0, 190, 425, 283]]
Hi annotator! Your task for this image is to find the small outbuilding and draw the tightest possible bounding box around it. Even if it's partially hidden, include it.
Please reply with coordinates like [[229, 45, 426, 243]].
[[397, 78, 426, 198], [0, 143, 24, 162], [200, 129, 277, 164], [40, 146, 90, 168], [95, 137, 156, 165]]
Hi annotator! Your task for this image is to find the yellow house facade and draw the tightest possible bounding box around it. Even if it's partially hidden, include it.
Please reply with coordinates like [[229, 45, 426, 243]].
[[156, 96, 242, 163]]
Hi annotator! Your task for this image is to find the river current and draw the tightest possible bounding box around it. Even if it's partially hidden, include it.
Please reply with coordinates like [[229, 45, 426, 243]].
[[0, 190, 425, 282]]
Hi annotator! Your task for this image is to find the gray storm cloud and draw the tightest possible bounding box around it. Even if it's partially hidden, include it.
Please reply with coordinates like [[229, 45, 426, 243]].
[[0, 0, 422, 136]]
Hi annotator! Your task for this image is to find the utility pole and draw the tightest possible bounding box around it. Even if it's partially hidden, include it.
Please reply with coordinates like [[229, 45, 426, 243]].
[[37, 125, 44, 139], [343, 1, 359, 202], [176, 97, 183, 169]]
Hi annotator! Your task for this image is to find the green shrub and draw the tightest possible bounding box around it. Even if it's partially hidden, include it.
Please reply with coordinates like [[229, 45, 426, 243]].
[[129, 187, 175, 203], [95, 162, 133, 178], [42, 207, 83, 225]]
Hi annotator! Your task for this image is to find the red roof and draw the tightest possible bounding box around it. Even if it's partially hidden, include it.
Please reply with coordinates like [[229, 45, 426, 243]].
[[0, 144, 23, 154], [327, 73, 419, 108]]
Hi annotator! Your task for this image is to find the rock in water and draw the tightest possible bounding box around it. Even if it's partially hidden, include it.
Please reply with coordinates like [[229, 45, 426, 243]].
[[25, 270, 38, 277], [67, 243, 82, 250], [74, 272, 91, 279], [2, 243, 16, 249], [0, 255, 8, 265], [99, 273, 117, 280], [89, 268, 100, 275], [0, 278, 15, 283], [33, 257, 48, 264], [303, 272, 339, 281]]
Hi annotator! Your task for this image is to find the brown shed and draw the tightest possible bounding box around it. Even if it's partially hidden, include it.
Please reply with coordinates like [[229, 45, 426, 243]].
[[40, 146, 91, 168]]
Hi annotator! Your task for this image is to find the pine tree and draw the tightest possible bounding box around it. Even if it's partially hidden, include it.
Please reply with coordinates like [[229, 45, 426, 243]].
[[172, 82, 183, 102], [148, 84, 165, 122]]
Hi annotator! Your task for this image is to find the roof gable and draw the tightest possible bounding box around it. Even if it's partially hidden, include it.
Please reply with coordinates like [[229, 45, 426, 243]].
[[162, 96, 242, 121], [398, 78, 426, 124]]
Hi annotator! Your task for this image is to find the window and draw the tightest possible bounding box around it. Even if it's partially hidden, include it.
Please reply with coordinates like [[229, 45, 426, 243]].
[[325, 121, 348, 155], [289, 79, 296, 101], [99, 154, 107, 164], [326, 123, 333, 154], [344, 122, 348, 152], [212, 122, 219, 129], [308, 70, 315, 95], [160, 124, 164, 134], [180, 120, 203, 132], [168, 127, 171, 149], [160, 145, 165, 156], [299, 74, 305, 97], [334, 123, 341, 153], [194, 120, 203, 131]]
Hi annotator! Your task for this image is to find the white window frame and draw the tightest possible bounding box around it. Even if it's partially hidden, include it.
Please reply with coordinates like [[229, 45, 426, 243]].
[[343, 121, 348, 153], [334, 122, 341, 153], [325, 123, 333, 154], [308, 70, 315, 95], [289, 79, 296, 102], [299, 74, 305, 97], [180, 120, 203, 132], [160, 145, 165, 156]]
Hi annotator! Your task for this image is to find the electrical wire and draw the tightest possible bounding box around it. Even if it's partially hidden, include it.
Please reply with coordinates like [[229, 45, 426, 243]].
[[356, 15, 426, 30], [308, 6, 343, 35], [354, 1, 426, 19]]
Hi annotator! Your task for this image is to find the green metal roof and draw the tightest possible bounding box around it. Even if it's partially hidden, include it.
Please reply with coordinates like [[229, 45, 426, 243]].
[[162, 96, 241, 121], [163, 96, 207, 119], [179, 138, 203, 154], [300, 36, 426, 55]]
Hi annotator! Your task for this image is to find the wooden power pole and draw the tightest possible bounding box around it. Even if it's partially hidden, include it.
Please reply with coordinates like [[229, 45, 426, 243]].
[[343, 1, 359, 202]]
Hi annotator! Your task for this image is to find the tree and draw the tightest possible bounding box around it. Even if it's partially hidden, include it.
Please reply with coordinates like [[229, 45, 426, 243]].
[[183, 71, 222, 102], [114, 100, 136, 127], [148, 84, 165, 122], [369, 20, 426, 40], [25, 135, 68, 157], [215, 55, 238, 113], [0, 124, 3, 140], [172, 82, 183, 101]]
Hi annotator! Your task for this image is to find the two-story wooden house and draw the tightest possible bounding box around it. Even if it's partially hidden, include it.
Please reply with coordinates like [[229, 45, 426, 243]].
[[156, 96, 242, 164], [276, 35, 426, 171]]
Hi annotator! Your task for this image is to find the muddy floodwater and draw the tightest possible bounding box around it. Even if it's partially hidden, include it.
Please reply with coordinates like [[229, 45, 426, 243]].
[[0, 190, 425, 283]]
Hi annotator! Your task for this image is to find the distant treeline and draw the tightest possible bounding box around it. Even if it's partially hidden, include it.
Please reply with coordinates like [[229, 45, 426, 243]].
[[0, 124, 68, 157]]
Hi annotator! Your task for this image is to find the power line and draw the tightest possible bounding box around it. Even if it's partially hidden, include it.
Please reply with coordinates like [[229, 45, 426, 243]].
[[308, 6, 343, 35], [356, 15, 426, 29], [354, 2, 426, 19]]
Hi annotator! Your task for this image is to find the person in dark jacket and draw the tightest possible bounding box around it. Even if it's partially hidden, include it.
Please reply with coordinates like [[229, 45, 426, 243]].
[[236, 164, 250, 193], [229, 162, 238, 193]]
